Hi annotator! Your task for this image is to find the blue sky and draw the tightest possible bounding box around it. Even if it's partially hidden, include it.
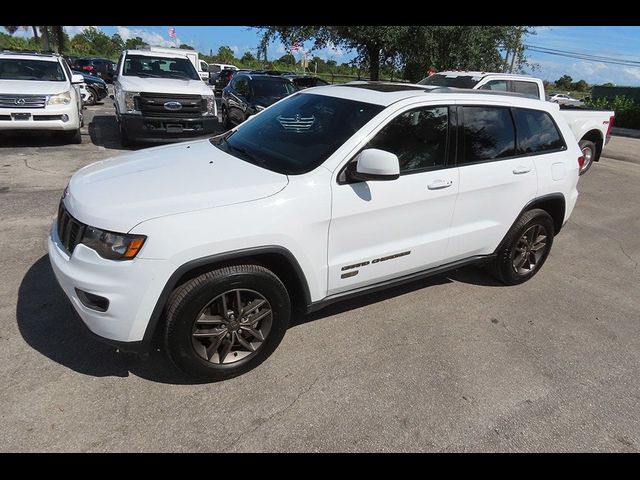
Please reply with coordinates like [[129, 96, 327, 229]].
[[11, 26, 640, 86]]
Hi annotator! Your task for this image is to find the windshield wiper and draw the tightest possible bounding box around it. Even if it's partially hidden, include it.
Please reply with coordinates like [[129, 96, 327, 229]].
[[129, 72, 162, 78]]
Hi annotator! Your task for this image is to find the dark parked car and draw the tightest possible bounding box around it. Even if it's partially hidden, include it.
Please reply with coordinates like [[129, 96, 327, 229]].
[[73, 58, 116, 83], [284, 75, 330, 89], [211, 68, 241, 93], [71, 69, 109, 105], [221, 74, 297, 128]]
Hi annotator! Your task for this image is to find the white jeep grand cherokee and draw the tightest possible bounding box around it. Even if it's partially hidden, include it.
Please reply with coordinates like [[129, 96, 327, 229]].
[[0, 51, 84, 143], [49, 82, 581, 381]]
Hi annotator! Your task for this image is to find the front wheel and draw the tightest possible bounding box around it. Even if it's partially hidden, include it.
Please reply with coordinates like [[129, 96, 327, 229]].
[[487, 209, 555, 285], [84, 87, 97, 106], [118, 119, 134, 147], [164, 265, 291, 381], [63, 128, 82, 144], [578, 139, 596, 176]]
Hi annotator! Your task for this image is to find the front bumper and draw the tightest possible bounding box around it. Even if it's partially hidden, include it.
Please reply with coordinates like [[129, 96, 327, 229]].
[[0, 103, 80, 131], [47, 220, 167, 350], [120, 113, 218, 143]]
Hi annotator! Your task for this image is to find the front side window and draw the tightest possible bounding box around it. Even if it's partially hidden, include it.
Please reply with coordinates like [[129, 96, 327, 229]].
[[0, 59, 66, 81], [366, 106, 449, 174], [461, 106, 516, 163], [233, 77, 249, 95], [418, 74, 480, 89], [512, 81, 540, 99], [123, 54, 200, 80], [513, 108, 565, 154], [211, 92, 384, 175]]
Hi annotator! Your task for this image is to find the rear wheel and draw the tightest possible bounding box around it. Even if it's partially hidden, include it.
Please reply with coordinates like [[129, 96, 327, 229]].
[[164, 265, 291, 381], [487, 209, 554, 285], [578, 139, 596, 175]]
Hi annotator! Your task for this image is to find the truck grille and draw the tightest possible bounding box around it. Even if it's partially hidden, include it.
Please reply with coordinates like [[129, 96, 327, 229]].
[[57, 202, 86, 255], [136, 92, 206, 118], [0, 94, 47, 109]]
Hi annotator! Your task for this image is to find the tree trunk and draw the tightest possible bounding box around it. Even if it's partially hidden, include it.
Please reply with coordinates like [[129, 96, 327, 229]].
[[31, 26, 39, 41], [54, 26, 64, 53], [368, 45, 380, 81], [42, 27, 50, 51]]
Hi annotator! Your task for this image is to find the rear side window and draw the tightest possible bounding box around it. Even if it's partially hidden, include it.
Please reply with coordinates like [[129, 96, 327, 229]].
[[512, 81, 540, 99], [479, 80, 508, 92], [513, 108, 565, 154], [461, 106, 516, 163]]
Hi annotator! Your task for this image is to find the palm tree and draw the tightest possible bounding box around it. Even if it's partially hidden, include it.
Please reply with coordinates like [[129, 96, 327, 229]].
[[3, 25, 42, 48]]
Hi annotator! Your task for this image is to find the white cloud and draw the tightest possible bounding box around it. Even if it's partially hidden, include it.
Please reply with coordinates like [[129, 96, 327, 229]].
[[229, 45, 239, 53], [64, 26, 97, 36], [116, 26, 181, 48], [623, 67, 640, 81]]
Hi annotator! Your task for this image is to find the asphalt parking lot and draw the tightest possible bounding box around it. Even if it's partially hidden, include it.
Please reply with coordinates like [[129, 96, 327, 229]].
[[1, 100, 639, 452]]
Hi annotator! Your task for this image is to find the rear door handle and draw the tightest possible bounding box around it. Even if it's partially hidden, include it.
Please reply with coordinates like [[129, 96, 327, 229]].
[[427, 179, 453, 190], [513, 166, 531, 175]]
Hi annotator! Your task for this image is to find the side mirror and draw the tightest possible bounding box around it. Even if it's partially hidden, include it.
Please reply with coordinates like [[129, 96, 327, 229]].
[[349, 148, 400, 182], [71, 74, 84, 84]]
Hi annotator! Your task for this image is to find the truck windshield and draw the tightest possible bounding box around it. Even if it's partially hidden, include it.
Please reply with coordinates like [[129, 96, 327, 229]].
[[0, 59, 66, 81], [418, 74, 479, 88], [123, 54, 200, 80], [211, 92, 384, 175]]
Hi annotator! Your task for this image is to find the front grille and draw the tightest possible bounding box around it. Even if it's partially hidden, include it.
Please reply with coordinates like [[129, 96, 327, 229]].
[[33, 115, 64, 121], [56, 202, 86, 255], [0, 94, 47, 109], [137, 92, 206, 118]]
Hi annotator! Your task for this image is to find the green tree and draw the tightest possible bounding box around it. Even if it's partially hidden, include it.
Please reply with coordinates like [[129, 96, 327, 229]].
[[277, 53, 296, 65], [555, 75, 573, 90], [217, 45, 236, 64], [124, 36, 146, 50], [601, 82, 615, 87], [179, 43, 194, 50], [572, 79, 589, 92], [241, 51, 256, 63]]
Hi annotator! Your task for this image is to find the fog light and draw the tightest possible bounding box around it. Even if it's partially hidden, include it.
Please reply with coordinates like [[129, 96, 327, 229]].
[[75, 288, 109, 312], [61, 114, 69, 122]]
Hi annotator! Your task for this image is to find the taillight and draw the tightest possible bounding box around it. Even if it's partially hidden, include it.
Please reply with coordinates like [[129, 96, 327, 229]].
[[82, 65, 93, 71], [577, 155, 585, 171], [605, 115, 614, 137]]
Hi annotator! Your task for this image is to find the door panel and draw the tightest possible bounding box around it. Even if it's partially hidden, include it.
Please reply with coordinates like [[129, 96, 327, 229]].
[[327, 104, 458, 295]]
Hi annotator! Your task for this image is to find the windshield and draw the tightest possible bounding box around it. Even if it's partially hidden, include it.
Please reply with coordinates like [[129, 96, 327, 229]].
[[417, 73, 480, 88], [123, 54, 200, 80], [211, 92, 384, 175], [252, 78, 297, 97], [0, 59, 66, 81]]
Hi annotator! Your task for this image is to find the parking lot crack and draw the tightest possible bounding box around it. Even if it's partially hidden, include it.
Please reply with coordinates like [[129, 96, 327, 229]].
[[619, 243, 638, 269], [228, 376, 319, 451]]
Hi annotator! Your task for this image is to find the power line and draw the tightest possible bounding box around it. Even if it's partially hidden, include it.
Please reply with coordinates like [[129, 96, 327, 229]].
[[524, 44, 640, 68]]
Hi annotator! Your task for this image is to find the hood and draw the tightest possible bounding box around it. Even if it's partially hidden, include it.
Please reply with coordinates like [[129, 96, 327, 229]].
[[118, 75, 212, 95], [0, 80, 70, 95], [65, 139, 288, 233]]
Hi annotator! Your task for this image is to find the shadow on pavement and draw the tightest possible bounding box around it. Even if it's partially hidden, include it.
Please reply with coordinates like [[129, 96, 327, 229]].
[[0, 131, 78, 148], [18, 255, 503, 383]]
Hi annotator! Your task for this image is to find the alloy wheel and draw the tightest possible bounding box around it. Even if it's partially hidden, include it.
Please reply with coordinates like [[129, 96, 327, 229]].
[[512, 224, 549, 275]]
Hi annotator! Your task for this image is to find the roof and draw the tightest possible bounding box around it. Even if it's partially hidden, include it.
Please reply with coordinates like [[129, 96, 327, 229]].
[[0, 51, 60, 62], [123, 49, 189, 59], [434, 71, 538, 80], [301, 81, 555, 109]]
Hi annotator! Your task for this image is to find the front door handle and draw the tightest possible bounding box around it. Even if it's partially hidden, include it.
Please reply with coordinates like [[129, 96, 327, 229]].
[[513, 166, 531, 175], [427, 179, 453, 190]]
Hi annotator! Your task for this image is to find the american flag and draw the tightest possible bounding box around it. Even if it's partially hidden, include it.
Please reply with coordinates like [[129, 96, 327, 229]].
[[168, 27, 177, 39], [291, 41, 302, 52]]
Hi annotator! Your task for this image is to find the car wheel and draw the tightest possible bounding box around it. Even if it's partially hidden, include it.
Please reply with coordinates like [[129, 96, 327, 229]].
[[578, 139, 596, 176], [221, 105, 231, 130], [487, 209, 554, 285], [64, 128, 82, 144], [84, 87, 97, 106], [164, 265, 291, 381]]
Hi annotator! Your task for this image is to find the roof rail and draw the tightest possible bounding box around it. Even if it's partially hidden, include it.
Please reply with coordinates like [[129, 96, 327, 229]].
[[424, 86, 530, 98], [1, 48, 58, 55]]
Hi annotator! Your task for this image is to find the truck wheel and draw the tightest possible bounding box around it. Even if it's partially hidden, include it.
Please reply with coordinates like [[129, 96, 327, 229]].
[[119, 121, 134, 148], [84, 87, 97, 106], [164, 265, 291, 381], [487, 209, 554, 285], [578, 139, 596, 176], [64, 128, 82, 144]]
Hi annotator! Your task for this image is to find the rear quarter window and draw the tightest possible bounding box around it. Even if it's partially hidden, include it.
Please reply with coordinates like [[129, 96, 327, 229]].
[[513, 108, 566, 155], [512, 81, 540, 99], [461, 106, 516, 163]]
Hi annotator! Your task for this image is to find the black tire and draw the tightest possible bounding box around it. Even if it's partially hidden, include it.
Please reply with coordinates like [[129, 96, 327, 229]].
[[578, 139, 596, 176], [118, 119, 134, 147], [85, 87, 97, 106], [487, 209, 555, 285], [221, 105, 231, 130], [64, 128, 82, 144], [164, 265, 291, 381]]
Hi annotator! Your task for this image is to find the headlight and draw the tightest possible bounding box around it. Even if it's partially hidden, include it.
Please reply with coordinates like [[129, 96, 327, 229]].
[[203, 94, 216, 115], [255, 105, 266, 112], [48, 91, 71, 105], [81, 226, 146, 261], [123, 91, 140, 113]]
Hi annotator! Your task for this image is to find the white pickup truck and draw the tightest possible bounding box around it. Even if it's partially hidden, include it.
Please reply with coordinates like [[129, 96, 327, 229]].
[[419, 72, 615, 175]]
